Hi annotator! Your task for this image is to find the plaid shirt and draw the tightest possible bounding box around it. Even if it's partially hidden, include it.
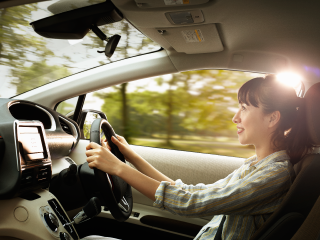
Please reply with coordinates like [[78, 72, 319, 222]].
[[153, 150, 295, 239]]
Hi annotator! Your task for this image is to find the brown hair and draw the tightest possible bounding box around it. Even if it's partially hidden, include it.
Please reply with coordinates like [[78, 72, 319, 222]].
[[238, 74, 313, 165]]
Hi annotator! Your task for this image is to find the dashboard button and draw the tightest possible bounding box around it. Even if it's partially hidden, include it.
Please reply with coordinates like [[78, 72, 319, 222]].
[[14, 207, 29, 222], [44, 213, 59, 232], [60, 232, 71, 240]]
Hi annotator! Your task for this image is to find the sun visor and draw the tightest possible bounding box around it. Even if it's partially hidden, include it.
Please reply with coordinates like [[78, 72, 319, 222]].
[[157, 24, 223, 54]]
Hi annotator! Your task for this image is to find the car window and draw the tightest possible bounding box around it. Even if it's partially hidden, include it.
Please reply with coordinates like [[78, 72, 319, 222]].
[[0, 0, 161, 99], [55, 96, 79, 116], [82, 70, 264, 158], [83, 112, 103, 140]]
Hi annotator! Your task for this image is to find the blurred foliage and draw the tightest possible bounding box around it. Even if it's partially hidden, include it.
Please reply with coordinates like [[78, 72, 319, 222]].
[[0, 3, 73, 95], [11, 61, 71, 94], [132, 137, 255, 158], [83, 123, 91, 140], [0, 5, 52, 68], [0, 2, 260, 158], [87, 20, 160, 141], [94, 70, 263, 158], [1, 2, 159, 97], [83, 112, 101, 139]]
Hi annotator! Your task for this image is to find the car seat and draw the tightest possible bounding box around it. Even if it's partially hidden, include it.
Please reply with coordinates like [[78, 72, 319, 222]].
[[291, 195, 320, 240]]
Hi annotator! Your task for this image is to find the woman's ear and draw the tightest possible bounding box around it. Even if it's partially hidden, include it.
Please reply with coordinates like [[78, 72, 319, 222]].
[[269, 111, 281, 127]]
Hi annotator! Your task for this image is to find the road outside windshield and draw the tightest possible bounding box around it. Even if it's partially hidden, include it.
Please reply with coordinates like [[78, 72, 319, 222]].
[[0, 1, 161, 98]]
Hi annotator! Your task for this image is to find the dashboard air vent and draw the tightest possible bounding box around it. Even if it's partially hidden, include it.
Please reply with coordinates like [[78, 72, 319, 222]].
[[38, 165, 51, 183], [21, 168, 34, 187], [59, 118, 72, 135]]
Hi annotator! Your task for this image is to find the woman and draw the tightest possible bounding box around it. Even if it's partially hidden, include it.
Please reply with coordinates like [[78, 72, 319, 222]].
[[85, 75, 313, 239]]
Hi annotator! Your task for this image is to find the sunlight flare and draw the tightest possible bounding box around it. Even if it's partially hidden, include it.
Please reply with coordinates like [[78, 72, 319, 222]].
[[276, 72, 302, 88], [68, 39, 83, 45]]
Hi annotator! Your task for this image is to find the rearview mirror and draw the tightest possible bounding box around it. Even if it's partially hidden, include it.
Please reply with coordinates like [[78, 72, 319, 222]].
[[30, 1, 122, 39]]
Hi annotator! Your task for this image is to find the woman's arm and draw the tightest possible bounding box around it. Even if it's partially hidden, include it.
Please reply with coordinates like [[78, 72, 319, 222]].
[[117, 163, 160, 201], [86, 141, 171, 201], [87, 141, 283, 218], [125, 152, 176, 185], [103, 136, 175, 185]]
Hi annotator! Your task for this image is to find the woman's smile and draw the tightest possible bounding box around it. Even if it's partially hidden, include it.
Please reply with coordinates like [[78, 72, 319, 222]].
[[237, 127, 244, 134]]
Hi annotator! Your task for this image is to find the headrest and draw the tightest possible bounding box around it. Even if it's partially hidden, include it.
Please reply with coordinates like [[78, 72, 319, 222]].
[[305, 82, 320, 144]]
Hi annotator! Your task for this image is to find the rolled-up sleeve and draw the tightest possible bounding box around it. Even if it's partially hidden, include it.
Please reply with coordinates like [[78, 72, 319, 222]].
[[153, 181, 173, 211]]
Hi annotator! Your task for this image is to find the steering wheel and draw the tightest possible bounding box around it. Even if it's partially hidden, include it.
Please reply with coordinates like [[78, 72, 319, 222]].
[[90, 118, 133, 222]]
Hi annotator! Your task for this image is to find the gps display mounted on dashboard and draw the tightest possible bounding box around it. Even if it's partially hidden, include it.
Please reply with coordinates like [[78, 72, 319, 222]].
[[0, 119, 52, 199]]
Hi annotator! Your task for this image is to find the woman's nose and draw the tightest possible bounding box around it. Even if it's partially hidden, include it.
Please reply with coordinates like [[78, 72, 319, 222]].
[[232, 111, 240, 124]]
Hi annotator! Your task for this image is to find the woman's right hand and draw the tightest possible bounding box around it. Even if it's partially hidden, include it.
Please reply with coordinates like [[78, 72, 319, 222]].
[[102, 135, 138, 164]]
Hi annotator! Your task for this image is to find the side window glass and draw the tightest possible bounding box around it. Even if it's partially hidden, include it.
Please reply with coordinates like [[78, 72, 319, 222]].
[[55, 96, 79, 117], [83, 112, 102, 139], [83, 70, 264, 158]]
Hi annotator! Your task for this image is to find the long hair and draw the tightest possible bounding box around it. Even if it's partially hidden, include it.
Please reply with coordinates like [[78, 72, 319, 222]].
[[238, 74, 313, 165]]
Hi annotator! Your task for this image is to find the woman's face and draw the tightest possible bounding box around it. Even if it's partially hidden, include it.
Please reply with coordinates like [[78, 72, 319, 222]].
[[232, 102, 272, 147]]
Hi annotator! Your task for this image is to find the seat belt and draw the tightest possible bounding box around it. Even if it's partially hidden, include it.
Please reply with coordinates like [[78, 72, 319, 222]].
[[214, 215, 226, 240]]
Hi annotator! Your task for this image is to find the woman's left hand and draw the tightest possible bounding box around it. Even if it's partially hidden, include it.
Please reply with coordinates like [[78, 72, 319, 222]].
[[86, 142, 124, 176]]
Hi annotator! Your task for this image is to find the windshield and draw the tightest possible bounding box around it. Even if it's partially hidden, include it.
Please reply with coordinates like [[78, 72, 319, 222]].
[[0, 1, 161, 98]]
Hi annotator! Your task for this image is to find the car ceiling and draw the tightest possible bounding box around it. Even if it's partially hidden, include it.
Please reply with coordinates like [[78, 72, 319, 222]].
[[113, 0, 320, 84], [2, 0, 320, 86]]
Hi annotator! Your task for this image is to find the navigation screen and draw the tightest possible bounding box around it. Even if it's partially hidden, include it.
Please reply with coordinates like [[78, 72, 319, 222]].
[[18, 127, 44, 165]]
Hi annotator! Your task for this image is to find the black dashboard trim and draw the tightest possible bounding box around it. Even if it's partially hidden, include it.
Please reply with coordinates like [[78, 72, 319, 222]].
[[0, 98, 80, 199]]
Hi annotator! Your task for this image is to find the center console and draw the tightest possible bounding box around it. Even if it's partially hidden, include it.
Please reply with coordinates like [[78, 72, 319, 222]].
[[40, 198, 78, 240], [0, 120, 52, 199], [0, 121, 80, 239], [17, 121, 52, 195], [0, 190, 80, 240]]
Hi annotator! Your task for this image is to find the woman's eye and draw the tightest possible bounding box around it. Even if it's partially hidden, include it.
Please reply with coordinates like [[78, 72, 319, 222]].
[[241, 106, 246, 111]]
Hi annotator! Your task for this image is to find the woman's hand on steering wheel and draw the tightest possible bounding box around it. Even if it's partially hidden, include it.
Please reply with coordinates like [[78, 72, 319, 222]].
[[101, 135, 139, 165], [86, 142, 125, 176]]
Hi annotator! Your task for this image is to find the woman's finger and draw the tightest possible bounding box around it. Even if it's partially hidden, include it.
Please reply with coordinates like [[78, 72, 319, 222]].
[[85, 149, 96, 157], [112, 136, 122, 145], [101, 139, 107, 147], [116, 135, 126, 142], [86, 155, 96, 163], [105, 141, 112, 150], [99, 139, 112, 151], [86, 141, 101, 150], [88, 161, 97, 169]]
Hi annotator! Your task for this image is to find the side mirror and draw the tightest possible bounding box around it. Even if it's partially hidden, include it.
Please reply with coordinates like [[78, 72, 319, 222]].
[[79, 109, 107, 139], [65, 111, 75, 119]]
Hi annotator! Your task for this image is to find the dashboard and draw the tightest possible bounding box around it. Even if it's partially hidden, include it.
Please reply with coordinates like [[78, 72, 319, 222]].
[[0, 98, 80, 200]]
